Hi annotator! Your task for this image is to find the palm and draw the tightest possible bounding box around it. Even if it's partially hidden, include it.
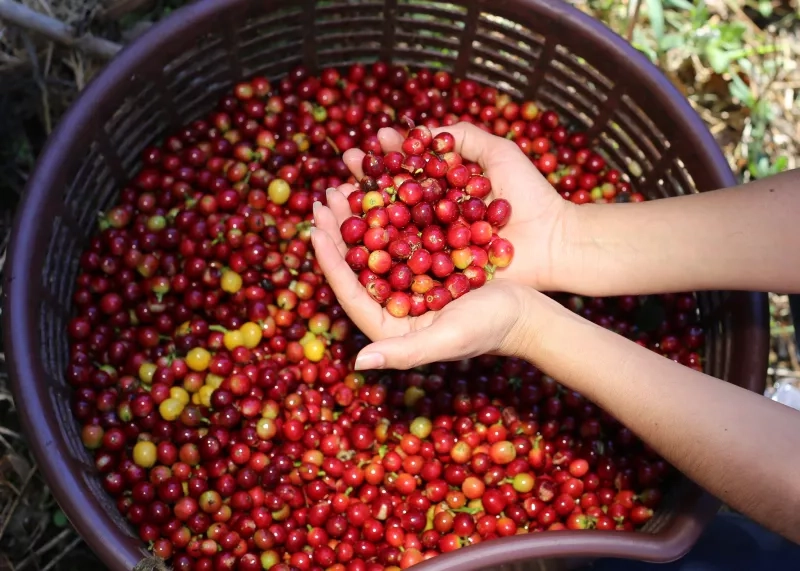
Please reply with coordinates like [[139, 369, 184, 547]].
[[309, 121, 566, 354], [308, 213, 527, 365], [464, 137, 566, 288], [324, 122, 567, 289], [309, 205, 430, 344]]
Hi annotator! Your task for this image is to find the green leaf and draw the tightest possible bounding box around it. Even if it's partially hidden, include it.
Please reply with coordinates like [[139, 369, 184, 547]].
[[705, 45, 733, 74], [633, 42, 658, 63], [749, 156, 771, 179], [664, 0, 694, 9], [738, 57, 754, 74], [751, 98, 774, 122], [751, 155, 790, 179], [728, 72, 754, 106], [644, 0, 665, 41], [774, 156, 789, 173], [658, 33, 685, 51], [664, 10, 690, 30], [632, 28, 657, 62], [717, 22, 746, 49], [691, 0, 711, 26], [758, 0, 773, 17]]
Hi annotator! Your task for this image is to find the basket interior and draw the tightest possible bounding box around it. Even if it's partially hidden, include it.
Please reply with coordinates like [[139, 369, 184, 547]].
[[32, 0, 736, 547]]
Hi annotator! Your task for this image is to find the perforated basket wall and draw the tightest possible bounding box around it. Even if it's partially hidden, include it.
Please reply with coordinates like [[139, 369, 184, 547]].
[[3, 1, 769, 570]]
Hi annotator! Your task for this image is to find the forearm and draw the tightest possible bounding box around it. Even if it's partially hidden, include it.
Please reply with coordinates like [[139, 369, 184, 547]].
[[521, 295, 800, 543], [557, 169, 800, 296]]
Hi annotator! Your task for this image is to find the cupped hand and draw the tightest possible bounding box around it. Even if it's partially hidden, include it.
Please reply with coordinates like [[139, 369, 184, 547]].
[[309, 223, 537, 370], [324, 121, 576, 290]]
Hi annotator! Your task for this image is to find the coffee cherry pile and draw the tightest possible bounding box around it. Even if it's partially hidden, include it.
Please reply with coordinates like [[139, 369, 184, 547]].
[[340, 125, 514, 316], [64, 62, 705, 571]]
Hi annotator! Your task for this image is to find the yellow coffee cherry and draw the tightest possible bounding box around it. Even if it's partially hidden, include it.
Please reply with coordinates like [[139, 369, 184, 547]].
[[205, 374, 224, 389], [298, 331, 317, 347], [223, 329, 245, 351], [268, 178, 291, 205], [362, 190, 384, 212], [303, 338, 326, 362], [404, 386, 425, 408], [240, 322, 263, 349], [133, 440, 157, 468], [138, 362, 157, 384], [175, 321, 192, 336], [308, 313, 331, 335], [221, 270, 243, 294], [293, 133, 310, 153], [159, 398, 184, 421], [186, 347, 211, 371], [199, 385, 215, 408], [170, 386, 190, 405]]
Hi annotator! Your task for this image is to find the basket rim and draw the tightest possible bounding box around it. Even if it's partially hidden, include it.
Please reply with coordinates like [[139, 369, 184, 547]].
[[2, 0, 768, 569]]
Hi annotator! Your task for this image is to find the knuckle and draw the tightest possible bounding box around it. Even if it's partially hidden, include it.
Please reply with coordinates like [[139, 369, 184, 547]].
[[496, 136, 519, 154]]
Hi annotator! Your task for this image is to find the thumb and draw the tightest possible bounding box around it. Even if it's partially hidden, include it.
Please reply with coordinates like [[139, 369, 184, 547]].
[[430, 121, 502, 168], [354, 324, 466, 371]]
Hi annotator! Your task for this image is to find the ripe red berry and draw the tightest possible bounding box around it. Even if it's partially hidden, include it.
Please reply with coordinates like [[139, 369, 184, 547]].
[[388, 264, 413, 291], [366, 278, 392, 303], [402, 137, 426, 156], [446, 224, 471, 250], [367, 250, 392, 274], [408, 249, 432, 275], [488, 238, 515, 268], [431, 132, 456, 154], [421, 226, 446, 252], [386, 292, 412, 318], [363, 227, 390, 251], [388, 239, 412, 260], [430, 251, 455, 279], [465, 175, 491, 199], [444, 273, 470, 300], [486, 198, 512, 228], [434, 199, 459, 224], [398, 180, 423, 205], [446, 164, 470, 188], [340, 216, 368, 245]]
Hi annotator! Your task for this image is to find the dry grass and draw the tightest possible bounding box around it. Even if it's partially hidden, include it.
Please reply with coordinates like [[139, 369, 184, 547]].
[[0, 374, 94, 570], [0, 0, 798, 569]]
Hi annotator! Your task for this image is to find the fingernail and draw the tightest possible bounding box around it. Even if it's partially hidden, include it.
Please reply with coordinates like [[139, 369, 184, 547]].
[[325, 187, 336, 199], [354, 352, 385, 371], [312, 201, 322, 216]]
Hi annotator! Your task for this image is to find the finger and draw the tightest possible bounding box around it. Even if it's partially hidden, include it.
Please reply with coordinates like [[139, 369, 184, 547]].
[[343, 149, 366, 180], [377, 127, 404, 153], [310, 227, 386, 339], [431, 122, 519, 173], [337, 182, 358, 199], [312, 202, 347, 257], [354, 319, 465, 371], [325, 187, 352, 226], [430, 122, 493, 165]]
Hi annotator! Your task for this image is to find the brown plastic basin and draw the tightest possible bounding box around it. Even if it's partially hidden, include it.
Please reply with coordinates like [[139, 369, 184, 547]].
[[2, 1, 769, 570]]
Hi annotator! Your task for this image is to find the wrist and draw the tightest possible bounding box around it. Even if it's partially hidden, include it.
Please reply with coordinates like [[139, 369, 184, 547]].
[[511, 287, 577, 362], [544, 202, 597, 295], [514, 289, 615, 398]]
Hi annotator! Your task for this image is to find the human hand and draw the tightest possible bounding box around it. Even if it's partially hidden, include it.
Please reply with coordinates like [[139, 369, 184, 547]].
[[310, 221, 538, 369], [322, 121, 577, 291]]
